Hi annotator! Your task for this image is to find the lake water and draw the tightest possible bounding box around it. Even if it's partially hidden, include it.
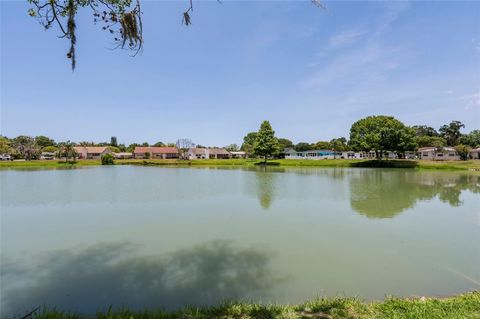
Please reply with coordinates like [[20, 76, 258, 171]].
[[1, 166, 479, 315]]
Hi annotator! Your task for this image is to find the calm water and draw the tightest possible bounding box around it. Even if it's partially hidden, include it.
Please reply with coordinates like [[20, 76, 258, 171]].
[[1, 166, 479, 315]]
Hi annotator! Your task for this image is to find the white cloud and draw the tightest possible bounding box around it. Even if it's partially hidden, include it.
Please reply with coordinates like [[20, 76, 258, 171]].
[[460, 91, 480, 107], [328, 28, 366, 50]]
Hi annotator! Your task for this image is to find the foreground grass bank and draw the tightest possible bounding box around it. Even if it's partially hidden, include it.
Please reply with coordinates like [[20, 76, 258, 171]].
[[30, 292, 480, 319], [1, 158, 480, 171]]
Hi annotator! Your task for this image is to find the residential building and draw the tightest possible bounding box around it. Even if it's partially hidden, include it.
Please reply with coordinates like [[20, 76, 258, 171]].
[[418, 147, 459, 160], [469, 148, 480, 160], [74, 146, 113, 160], [208, 148, 231, 159], [133, 147, 179, 159], [285, 149, 342, 160], [40, 152, 56, 160], [187, 148, 208, 159], [230, 151, 247, 159], [115, 152, 133, 159]]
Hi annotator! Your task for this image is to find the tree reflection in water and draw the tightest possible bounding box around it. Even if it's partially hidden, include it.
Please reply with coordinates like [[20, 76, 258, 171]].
[[1, 240, 280, 316], [349, 170, 480, 218]]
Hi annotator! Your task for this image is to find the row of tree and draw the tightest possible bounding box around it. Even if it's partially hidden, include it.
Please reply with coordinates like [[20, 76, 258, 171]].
[[2, 116, 479, 161], [240, 117, 480, 161]]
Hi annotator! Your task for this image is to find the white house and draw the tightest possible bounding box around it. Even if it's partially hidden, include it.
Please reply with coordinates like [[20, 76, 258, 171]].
[[187, 148, 231, 159], [418, 147, 460, 161]]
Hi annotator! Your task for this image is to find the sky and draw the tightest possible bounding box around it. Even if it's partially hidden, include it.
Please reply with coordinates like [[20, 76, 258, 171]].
[[1, 0, 479, 146]]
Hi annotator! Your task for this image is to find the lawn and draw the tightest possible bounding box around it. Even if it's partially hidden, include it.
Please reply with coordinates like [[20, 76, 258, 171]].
[[28, 291, 480, 319], [1, 158, 479, 171]]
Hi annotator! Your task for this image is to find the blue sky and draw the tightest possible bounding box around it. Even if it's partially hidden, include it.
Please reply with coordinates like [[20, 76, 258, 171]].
[[1, 0, 479, 146]]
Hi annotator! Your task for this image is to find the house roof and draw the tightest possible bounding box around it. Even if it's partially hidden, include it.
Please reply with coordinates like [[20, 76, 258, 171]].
[[418, 146, 456, 152], [230, 151, 246, 155], [189, 148, 207, 155], [208, 148, 230, 155], [73, 146, 109, 153], [133, 147, 178, 154]]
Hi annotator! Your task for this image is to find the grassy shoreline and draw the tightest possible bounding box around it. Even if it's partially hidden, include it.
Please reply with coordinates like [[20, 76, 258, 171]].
[[1, 158, 480, 171], [27, 292, 480, 319]]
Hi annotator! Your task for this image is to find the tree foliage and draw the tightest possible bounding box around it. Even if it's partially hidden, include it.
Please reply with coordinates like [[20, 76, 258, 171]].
[[0, 136, 14, 155], [110, 136, 118, 147], [241, 132, 258, 154], [57, 140, 77, 162], [12, 136, 40, 160], [459, 130, 480, 148], [294, 142, 311, 152], [253, 121, 279, 164], [349, 115, 416, 159], [101, 153, 115, 165], [454, 145, 471, 161], [439, 121, 465, 146], [277, 138, 294, 151]]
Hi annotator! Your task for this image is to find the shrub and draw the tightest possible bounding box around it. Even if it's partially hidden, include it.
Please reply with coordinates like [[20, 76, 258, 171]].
[[101, 153, 115, 165], [454, 144, 471, 161]]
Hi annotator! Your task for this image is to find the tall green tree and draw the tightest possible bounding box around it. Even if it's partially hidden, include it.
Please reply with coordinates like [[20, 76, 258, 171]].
[[330, 137, 348, 158], [439, 121, 465, 146], [241, 132, 258, 155], [415, 135, 447, 148], [57, 141, 77, 162], [313, 141, 330, 150], [294, 142, 312, 152], [0, 136, 13, 155], [412, 125, 438, 137], [35, 136, 55, 148], [110, 136, 118, 147], [349, 115, 416, 159], [277, 138, 294, 151], [225, 144, 240, 152], [253, 121, 280, 164], [459, 130, 480, 148]]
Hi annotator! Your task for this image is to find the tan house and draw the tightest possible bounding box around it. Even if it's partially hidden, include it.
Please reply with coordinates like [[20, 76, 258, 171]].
[[133, 147, 179, 159], [115, 152, 133, 159], [469, 148, 480, 160], [418, 147, 459, 161], [207, 148, 231, 159], [74, 146, 113, 160]]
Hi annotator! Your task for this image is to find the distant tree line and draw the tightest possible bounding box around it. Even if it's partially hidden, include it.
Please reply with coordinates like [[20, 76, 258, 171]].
[[2, 116, 479, 161]]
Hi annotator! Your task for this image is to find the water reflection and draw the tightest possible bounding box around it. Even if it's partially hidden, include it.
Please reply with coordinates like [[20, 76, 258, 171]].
[[1, 240, 280, 316], [254, 167, 284, 210], [349, 170, 480, 219]]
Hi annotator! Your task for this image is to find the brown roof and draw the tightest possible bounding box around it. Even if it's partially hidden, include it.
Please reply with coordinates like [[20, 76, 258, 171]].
[[134, 147, 178, 154], [74, 146, 109, 153]]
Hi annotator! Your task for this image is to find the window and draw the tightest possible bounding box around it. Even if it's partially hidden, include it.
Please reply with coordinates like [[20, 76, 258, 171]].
[[422, 152, 428, 156]]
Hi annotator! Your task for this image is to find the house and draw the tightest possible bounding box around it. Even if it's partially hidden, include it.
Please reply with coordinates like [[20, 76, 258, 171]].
[[133, 147, 179, 159], [114, 152, 133, 159], [469, 148, 480, 160], [418, 147, 460, 160], [74, 146, 113, 160], [285, 149, 342, 160], [187, 148, 208, 159], [230, 151, 247, 159], [40, 152, 56, 160], [208, 148, 231, 159]]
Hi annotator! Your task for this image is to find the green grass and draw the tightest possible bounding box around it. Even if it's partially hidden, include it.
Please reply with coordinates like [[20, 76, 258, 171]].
[[29, 291, 480, 319], [0, 160, 101, 168], [1, 158, 480, 171]]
